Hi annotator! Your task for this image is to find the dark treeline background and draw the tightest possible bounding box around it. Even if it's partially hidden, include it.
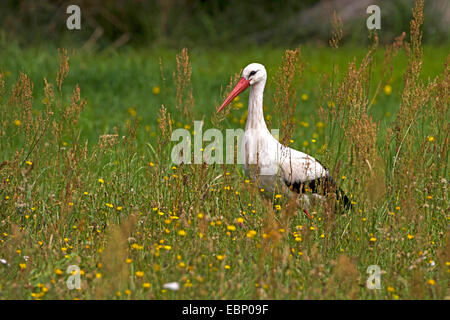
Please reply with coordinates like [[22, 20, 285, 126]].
[[0, 0, 449, 49]]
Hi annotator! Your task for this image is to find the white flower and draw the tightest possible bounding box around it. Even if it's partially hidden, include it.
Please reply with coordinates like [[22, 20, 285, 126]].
[[163, 282, 180, 291], [0, 259, 7, 265]]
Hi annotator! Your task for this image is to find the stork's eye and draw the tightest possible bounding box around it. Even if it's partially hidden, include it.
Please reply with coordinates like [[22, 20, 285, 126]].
[[249, 70, 258, 77]]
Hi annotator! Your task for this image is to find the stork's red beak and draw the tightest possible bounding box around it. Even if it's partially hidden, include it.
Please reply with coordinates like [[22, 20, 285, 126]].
[[216, 77, 250, 113]]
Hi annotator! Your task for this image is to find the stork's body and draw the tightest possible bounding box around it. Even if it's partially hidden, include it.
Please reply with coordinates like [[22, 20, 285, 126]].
[[218, 63, 350, 212]]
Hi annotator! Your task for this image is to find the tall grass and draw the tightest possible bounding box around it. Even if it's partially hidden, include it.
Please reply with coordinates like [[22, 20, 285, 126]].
[[0, 0, 448, 299]]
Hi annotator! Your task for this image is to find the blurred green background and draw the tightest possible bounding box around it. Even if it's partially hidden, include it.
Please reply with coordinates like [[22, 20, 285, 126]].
[[1, 0, 449, 48], [0, 0, 449, 149]]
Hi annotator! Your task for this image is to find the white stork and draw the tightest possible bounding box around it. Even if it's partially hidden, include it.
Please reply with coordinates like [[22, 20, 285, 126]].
[[217, 63, 351, 217]]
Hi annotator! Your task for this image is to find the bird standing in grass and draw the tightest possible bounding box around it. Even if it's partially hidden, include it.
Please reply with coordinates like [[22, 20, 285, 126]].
[[217, 63, 351, 217]]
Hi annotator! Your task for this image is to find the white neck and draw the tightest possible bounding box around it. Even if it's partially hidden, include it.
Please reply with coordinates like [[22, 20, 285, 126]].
[[245, 80, 268, 131]]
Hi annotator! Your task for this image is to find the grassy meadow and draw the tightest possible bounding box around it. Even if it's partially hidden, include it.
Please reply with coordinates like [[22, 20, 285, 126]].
[[0, 6, 449, 299]]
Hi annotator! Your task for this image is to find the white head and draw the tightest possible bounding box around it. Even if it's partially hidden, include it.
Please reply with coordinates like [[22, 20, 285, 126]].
[[217, 62, 267, 113], [242, 63, 267, 86]]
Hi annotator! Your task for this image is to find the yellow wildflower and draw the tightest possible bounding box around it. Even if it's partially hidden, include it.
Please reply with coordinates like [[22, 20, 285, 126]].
[[152, 86, 161, 95], [246, 230, 257, 238], [135, 271, 144, 278], [384, 84, 392, 95], [131, 243, 143, 250]]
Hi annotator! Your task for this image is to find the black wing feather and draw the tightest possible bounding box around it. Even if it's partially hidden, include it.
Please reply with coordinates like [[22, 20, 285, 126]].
[[283, 175, 352, 211]]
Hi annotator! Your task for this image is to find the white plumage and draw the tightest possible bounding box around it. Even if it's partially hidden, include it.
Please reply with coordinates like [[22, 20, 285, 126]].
[[217, 63, 350, 214]]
